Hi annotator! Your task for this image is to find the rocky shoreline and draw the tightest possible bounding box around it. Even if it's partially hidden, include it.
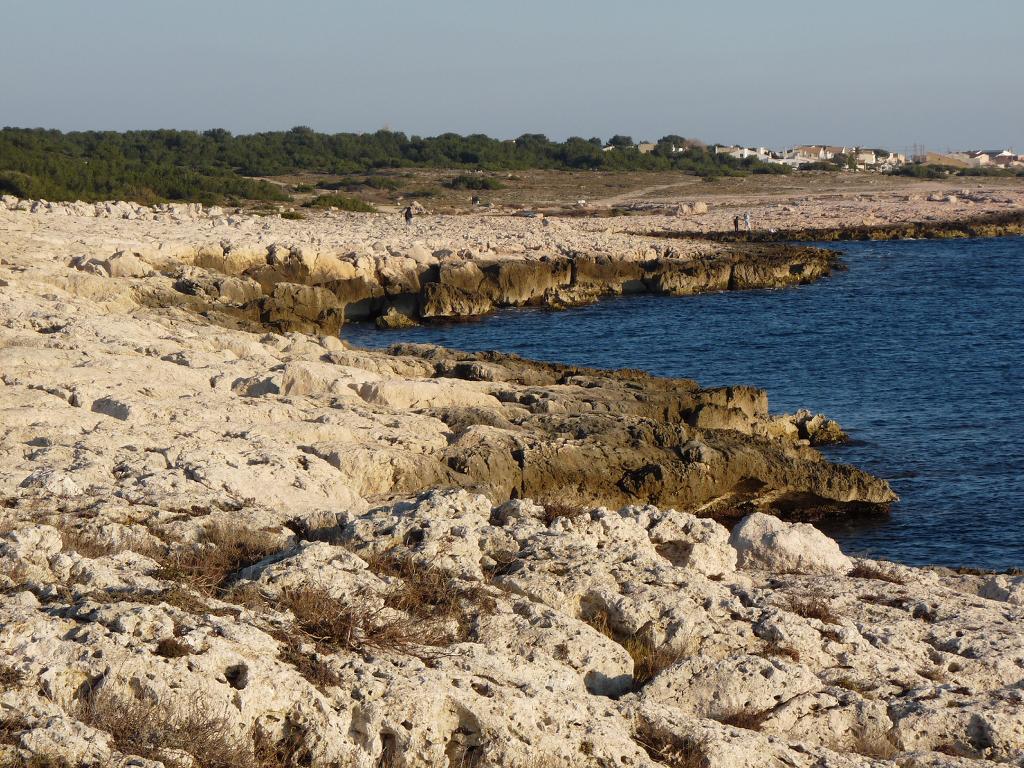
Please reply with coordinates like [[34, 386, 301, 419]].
[[2, 199, 1023, 767], [644, 209, 1024, 244]]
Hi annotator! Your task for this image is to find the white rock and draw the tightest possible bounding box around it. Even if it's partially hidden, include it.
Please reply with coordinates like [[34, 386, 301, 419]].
[[729, 512, 852, 574]]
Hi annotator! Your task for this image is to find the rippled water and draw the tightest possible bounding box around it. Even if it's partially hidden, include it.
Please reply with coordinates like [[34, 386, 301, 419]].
[[344, 237, 1024, 570]]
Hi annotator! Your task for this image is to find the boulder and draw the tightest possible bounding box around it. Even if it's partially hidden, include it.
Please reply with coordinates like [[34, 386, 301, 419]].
[[729, 512, 852, 575]]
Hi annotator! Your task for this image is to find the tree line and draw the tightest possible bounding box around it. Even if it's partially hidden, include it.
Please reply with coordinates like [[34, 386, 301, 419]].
[[0, 126, 788, 204]]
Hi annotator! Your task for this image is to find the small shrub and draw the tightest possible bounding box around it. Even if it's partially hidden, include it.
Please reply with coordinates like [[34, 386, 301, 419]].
[[157, 523, 280, 596], [74, 688, 251, 768], [849, 561, 906, 584], [787, 595, 841, 625], [537, 499, 591, 526], [280, 586, 446, 657], [402, 188, 437, 198], [279, 211, 305, 220], [301, 194, 376, 212]]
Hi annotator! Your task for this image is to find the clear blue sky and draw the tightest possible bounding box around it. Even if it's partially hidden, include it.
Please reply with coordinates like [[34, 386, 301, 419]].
[[3, 0, 1021, 152]]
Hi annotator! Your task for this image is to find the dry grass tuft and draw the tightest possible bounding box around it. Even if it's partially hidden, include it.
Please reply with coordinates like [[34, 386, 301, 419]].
[[273, 633, 344, 692], [74, 687, 253, 768], [280, 586, 450, 658], [786, 595, 842, 625], [625, 635, 695, 688], [0, 714, 30, 747], [832, 675, 877, 695], [849, 561, 907, 584], [586, 610, 695, 689], [0, 752, 73, 768], [157, 523, 281, 596], [362, 550, 495, 629], [634, 720, 707, 768], [0, 665, 25, 689], [714, 708, 768, 732], [760, 641, 801, 662], [154, 638, 191, 658], [537, 499, 591, 527]]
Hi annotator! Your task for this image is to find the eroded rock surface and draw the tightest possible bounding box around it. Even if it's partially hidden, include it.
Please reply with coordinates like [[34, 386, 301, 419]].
[[1, 202, 1019, 768]]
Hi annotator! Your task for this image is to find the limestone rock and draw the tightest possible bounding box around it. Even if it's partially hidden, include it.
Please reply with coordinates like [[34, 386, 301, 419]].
[[729, 512, 853, 574]]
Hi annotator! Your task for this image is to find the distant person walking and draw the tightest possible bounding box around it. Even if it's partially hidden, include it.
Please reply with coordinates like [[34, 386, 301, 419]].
[[743, 212, 751, 232], [403, 206, 413, 225], [733, 215, 740, 233]]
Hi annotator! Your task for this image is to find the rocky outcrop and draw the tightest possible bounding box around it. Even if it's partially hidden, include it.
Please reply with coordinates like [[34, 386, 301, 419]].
[[1, 197, 841, 334], [646, 208, 1024, 244], [2, 489, 1022, 768], [2, 196, 1018, 768]]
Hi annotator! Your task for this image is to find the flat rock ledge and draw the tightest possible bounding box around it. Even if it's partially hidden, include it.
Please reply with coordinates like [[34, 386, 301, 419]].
[[2, 197, 840, 334], [1, 202, 1021, 768]]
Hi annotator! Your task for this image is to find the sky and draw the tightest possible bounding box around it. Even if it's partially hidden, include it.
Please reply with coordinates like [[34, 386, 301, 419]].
[[3, 0, 1022, 152]]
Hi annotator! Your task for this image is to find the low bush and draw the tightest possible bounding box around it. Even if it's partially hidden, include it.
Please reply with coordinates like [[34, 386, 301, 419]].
[[279, 210, 305, 220], [157, 523, 281, 596]]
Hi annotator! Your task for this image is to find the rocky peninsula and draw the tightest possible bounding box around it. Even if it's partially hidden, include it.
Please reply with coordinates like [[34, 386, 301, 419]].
[[1, 198, 1022, 767]]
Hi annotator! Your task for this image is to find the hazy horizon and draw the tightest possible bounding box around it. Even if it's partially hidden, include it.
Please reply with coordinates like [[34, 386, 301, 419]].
[[4, 0, 1022, 153]]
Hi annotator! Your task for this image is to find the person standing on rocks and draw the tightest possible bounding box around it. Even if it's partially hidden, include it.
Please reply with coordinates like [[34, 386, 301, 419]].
[[744, 212, 752, 232], [403, 206, 414, 225], [733, 215, 740, 233]]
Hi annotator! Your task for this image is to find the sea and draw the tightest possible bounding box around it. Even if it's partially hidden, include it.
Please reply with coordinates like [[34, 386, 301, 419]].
[[343, 237, 1024, 571]]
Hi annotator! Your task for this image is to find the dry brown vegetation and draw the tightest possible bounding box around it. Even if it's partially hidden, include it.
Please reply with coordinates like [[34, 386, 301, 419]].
[[537, 499, 591, 527], [786, 594, 841, 625], [74, 687, 255, 768], [760, 641, 801, 663], [274, 633, 344, 692], [634, 720, 707, 768], [851, 731, 899, 760], [154, 637, 191, 658], [849, 561, 907, 584], [0, 665, 25, 689], [586, 610, 695, 688], [157, 523, 282, 596], [714, 708, 767, 731], [281, 585, 449, 658]]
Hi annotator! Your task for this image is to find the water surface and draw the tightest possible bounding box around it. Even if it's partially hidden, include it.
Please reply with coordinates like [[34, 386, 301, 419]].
[[344, 237, 1024, 570]]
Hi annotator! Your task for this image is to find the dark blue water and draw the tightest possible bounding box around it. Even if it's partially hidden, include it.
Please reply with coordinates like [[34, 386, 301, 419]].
[[344, 237, 1024, 570]]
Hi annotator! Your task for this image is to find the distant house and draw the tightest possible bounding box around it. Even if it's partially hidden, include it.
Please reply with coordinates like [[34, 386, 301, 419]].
[[855, 149, 877, 166], [785, 145, 829, 162], [715, 145, 770, 160], [637, 142, 657, 154]]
